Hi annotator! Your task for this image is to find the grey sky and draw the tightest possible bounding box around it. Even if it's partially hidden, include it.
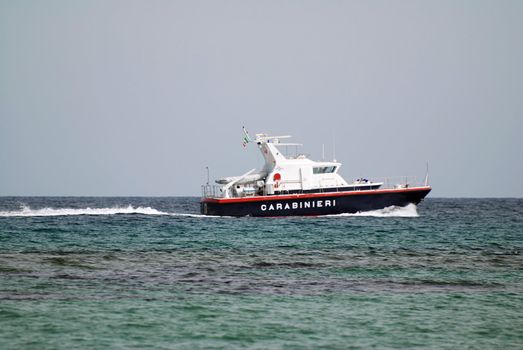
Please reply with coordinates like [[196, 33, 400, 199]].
[[1, 0, 522, 197]]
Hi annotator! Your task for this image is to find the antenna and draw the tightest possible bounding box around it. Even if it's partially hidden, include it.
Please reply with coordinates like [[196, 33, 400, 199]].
[[424, 162, 429, 186], [205, 166, 210, 185], [332, 132, 336, 162], [322, 144, 325, 161]]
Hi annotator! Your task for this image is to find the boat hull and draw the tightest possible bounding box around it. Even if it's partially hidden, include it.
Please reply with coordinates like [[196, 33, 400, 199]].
[[201, 187, 431, 217]]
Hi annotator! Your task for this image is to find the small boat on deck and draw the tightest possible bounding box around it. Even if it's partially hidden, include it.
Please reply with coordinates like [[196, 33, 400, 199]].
[[201, 131, 431, 217]]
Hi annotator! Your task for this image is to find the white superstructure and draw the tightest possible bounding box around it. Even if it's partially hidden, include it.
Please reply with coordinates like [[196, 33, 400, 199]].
[[211, 133, 382, 198]]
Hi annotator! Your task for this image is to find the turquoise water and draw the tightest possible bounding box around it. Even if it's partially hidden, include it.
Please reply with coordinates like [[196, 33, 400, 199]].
[[0, 197, 522, 349]]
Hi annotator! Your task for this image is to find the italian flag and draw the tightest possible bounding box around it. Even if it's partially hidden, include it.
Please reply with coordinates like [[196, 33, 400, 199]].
[[242, 127, 251, 148]]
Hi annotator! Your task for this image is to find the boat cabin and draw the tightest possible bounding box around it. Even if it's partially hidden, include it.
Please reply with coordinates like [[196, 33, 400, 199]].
[[205, 133, 382, 199]]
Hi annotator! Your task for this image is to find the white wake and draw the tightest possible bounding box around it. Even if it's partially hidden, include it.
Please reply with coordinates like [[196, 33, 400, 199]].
[[0, 204, 418, 218], [0, 205, 208, 218], [326, 204, 419, 218]]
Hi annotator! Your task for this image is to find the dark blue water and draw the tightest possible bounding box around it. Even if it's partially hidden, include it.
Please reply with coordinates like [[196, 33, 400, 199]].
[[0, 197, 522, 349]]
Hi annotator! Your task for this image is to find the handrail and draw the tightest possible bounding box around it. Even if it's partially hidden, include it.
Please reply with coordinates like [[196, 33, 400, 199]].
[[202, 175, 428, 199], [349, 176, 424, 189]]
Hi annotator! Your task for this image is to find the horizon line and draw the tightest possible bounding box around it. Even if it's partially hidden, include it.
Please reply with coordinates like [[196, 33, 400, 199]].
[[1, 195, 522, 199]]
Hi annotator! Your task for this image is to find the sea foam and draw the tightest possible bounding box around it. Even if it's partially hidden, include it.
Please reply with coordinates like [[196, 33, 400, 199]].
[[326, 203, 419, 217], [0, 204, 418, 218], [0, 205, 169, 217]]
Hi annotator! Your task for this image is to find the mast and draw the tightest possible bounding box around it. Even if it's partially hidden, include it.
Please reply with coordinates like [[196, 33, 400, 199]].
[[255, 134, 301, 171]]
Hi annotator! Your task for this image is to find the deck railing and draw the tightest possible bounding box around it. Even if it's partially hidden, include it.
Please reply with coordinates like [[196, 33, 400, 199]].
[[202, 175, 429, 199], [201, 185, 223, 198], [355, 176, 427, 190]]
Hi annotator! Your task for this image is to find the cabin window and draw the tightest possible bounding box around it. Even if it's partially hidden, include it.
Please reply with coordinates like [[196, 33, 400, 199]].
[[313, 166, 336, 174]]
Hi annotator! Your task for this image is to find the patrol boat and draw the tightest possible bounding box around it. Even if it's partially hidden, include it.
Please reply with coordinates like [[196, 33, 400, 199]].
[[201, 132, 431, 217]]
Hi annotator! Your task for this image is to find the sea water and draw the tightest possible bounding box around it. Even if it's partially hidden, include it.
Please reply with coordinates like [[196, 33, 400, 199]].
[[0, 197, 521, 349]]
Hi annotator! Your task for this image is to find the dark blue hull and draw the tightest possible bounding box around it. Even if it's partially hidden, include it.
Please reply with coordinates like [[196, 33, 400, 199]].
[[201, 187, 431, 217]]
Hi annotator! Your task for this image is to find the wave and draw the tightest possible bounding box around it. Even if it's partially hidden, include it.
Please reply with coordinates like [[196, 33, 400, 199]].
[[0, 204, 418, 218], [326, 204, 419, 217], [0, 205, 192, 217]]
